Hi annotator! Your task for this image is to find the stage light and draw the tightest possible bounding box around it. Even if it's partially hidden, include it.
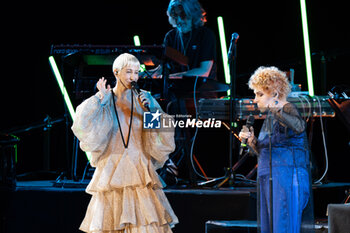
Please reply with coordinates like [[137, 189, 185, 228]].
[[300, 0, 315, 96], [49, 56, 76, 120], [133, 35, 141, 46], [48, 56, 91, 161], [217, 17, 231, 86], [133, 35, 146, 71]]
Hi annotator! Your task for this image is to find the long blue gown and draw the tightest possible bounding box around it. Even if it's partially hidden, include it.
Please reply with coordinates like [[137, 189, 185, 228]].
[[256, 103, 312, 233]]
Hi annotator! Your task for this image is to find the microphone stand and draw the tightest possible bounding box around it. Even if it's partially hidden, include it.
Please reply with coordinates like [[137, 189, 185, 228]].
[[267, 111, 274, 233], [215, 33, 239, 188], [162, 59, 170, 101]]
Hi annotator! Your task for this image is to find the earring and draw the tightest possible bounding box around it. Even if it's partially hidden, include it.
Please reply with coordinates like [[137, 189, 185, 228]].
[[274, 100, 279, 105]]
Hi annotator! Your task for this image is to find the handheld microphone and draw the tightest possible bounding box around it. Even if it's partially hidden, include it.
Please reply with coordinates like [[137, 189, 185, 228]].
[[131, 81, 150, 111], [239, 115, 255, 156]]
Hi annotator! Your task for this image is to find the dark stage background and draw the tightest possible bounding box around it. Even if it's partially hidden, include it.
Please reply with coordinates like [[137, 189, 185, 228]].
[[2, 1, 349, 183]]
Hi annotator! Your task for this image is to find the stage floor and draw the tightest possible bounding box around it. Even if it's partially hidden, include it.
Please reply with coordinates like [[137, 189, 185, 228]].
[[1, 180, 349, 233]]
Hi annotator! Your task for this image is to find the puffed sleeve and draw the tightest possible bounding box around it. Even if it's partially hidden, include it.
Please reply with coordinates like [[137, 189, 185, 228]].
[[141, 97, 176, 170], [273, 102, 306, 134], [71, 91, 115, 166]]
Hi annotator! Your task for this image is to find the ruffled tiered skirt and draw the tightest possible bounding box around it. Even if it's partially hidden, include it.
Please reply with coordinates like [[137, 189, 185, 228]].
[[79, 151, 178, 233]]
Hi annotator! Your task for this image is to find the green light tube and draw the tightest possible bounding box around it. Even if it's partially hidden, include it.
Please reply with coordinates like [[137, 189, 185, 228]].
[[217, 16, 231, 87], [300, 0, 315, 96], [14, 144, 17, 163], [49, 56, 91, 161], [49, 56, 76, 120], [133, 35, 146, 71], [133, 35, 141, 46]]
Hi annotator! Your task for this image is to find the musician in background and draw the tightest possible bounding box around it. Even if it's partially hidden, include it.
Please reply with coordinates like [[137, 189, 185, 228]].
[[156, 0, 217, 186], [145, 0, 216, 81], [164, 0, 216, 80], [139, 0, 217, 185], [239, 66, 312, 233]]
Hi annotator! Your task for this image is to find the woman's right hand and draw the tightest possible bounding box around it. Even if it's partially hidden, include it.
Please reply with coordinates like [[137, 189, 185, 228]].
[[96, 77, 111, 99], [239, 126, 255, 145]]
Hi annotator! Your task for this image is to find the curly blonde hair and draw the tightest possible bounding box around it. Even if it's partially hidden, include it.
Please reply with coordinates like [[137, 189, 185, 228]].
[[248, 66, 291, 99]]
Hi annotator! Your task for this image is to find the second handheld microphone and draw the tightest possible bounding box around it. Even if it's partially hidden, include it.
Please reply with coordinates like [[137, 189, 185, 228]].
[[239, 115, 255, 156], [131, 81, 150, 111]]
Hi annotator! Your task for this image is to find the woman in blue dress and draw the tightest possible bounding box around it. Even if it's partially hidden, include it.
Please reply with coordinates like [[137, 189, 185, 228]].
[[239, 66, 312, 233]]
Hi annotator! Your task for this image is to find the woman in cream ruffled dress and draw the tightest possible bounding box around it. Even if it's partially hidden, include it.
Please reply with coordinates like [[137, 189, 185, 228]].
[[72, 53, 178, 233]]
